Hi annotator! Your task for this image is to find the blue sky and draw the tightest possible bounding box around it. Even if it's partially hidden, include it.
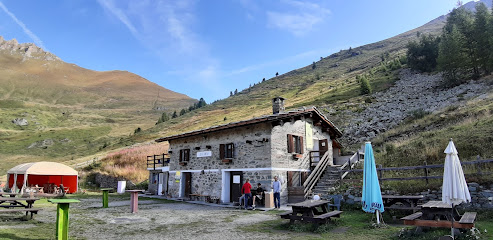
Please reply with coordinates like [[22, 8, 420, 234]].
[[0, 0, 462, 103]]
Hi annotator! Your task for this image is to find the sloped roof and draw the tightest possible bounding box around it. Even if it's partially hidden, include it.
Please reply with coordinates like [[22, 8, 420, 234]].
[[156, 107, 342, 142], [7, 162, 78, 175]]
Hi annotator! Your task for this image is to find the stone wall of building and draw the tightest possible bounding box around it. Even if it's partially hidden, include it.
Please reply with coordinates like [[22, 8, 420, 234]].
[[161, 116, 336, 202], [168, 122, 272, 171], [271, 118, 332, 169]]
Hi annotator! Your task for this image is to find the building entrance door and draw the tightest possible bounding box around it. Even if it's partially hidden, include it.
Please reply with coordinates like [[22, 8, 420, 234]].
[[230, 171, 243, 203], [184, 172, 192, 198]]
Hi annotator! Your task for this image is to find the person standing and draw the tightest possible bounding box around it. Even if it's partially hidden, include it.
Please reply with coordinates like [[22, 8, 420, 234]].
[[241, 179, 252, 209], [272, 176, 281, 208]]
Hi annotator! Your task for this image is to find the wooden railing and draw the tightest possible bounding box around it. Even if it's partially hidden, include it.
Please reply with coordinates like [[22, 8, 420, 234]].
[[303, 150, 331, 199], [147, 154, 170, 170], [339, 151, 364, 180], [340, 157, 493, 183]]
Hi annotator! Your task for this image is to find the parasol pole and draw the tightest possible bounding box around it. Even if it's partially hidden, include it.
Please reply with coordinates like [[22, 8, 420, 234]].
[[376, 210, 380, 224], [449, 138, 454, 239]]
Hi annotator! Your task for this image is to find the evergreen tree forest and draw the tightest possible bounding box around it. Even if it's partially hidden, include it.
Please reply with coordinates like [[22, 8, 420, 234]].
[[406, 3, 493, 86]]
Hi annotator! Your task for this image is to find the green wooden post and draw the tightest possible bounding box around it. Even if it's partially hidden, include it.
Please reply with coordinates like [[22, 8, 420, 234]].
[[49, 199, 80, 240], [101, 188, 112, 208]]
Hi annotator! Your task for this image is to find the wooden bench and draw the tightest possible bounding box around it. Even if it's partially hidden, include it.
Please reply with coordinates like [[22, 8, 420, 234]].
[[0, 208, 42, 219], [401, 212, 423, 222], [312, 210, 343, 224], [459, 212, 477, 225], [402, 211, 476, 229], [189, 194, 210, 202], [280, 210, 343, 224], [279, 211, 293, 219]]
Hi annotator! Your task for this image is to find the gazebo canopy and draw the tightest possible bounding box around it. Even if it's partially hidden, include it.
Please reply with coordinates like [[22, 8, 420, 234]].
[[7, 162, 77, 175]]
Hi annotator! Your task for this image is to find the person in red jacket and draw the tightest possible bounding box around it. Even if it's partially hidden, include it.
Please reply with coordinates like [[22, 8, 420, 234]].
[[241, 179, 252, 209]]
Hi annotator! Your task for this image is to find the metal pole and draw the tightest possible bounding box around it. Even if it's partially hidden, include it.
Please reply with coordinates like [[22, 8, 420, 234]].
[[55, 203, 70, 240]]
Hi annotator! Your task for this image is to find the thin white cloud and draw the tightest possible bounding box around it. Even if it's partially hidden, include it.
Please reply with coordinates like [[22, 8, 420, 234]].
[[97, 0, 138, 36], [266, 0, 330, 36], [97, 0, 224, 99], [0, 1, 47, 50]]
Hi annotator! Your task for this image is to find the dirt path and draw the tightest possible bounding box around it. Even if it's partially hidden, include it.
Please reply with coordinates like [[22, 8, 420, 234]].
[[27, 197, 289, 240]]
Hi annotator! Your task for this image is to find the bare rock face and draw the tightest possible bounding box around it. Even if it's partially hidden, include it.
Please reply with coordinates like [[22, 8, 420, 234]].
[[12, 118, 28, 126], [0, 36, 60, 61]]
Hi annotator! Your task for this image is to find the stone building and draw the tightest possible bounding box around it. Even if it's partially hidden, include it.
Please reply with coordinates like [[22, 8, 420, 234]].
[[148, 97, 343, 204]]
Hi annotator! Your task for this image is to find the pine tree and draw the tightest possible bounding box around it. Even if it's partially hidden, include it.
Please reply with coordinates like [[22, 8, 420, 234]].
[[230, 91, 233, 96], [438, 25, 468, 85], [312, 62, 316, 69], [156, 112, 170, 125], [359, 75, 372, 95], [473, 2, 491, 74], [180, 109, 186, 116], [197, 98, 207, 108], [172, 111, 178, 118], [275, 72, 279, 77], [234, 89, 238, 95]]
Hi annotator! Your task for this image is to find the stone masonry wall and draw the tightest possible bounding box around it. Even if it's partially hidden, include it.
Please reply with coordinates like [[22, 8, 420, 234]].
[[168, 122, 272, 171], [270, 118, 332, 169], [341, 182, 493, 210]]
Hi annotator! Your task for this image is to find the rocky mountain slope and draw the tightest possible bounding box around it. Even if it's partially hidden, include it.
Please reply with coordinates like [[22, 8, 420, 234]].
[[339, 69, 491, 144]]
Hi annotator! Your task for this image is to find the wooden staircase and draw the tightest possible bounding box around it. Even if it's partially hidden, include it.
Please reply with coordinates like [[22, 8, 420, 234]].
[[303, 151, 363, 200]]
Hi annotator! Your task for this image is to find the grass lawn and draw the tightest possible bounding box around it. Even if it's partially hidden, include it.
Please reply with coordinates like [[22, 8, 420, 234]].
[[1, 193, 493, 240]]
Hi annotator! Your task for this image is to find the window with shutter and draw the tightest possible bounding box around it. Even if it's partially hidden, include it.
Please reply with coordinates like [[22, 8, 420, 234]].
[[225, 143, 234, 158], [179, 149, 190, 162], [219, 144, 225, 160], [288, 134, 304, 156], [287, 134, 294, 153]]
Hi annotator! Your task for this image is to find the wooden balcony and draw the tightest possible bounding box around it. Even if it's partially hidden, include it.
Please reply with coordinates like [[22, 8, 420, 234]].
[[147, 154, 170, 170]]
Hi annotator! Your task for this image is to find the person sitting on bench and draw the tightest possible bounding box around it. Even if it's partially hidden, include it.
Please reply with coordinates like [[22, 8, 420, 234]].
[[252, 183, 265, 208]]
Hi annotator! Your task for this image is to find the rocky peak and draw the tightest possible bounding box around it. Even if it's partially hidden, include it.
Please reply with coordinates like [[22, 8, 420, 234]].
[[0, 36, 60, 61]]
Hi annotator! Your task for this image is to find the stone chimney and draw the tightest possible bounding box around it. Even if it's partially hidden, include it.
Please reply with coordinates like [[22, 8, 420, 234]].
[[272, 97, 285, 114]]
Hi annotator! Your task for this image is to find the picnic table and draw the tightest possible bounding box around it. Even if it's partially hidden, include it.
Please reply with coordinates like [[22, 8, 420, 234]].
[[381, 195, 424, 212], [401, 201, 477, 229], [0, 193, 19, 197], [0, 197, 41, 219], [280, 200, 343, 224]]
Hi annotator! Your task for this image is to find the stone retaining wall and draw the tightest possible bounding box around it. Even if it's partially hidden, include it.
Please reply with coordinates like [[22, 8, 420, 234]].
[[340, 182, 493, 209]]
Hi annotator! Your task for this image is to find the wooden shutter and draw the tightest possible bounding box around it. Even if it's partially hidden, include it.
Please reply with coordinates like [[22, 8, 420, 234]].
[[179, 149, 183, 162], [287, 134, 294, 153], [185, 149, 189, 161], [287, 171, 293, 187], [230, 143, 235, 158], [300, 136, 304, 154], [219, 144, 225, 159]]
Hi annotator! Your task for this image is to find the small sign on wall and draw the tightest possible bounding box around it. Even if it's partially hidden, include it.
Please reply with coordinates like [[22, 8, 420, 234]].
[[197, 151, 212, 157], [175, 171, 181, 183], [233, 175, 241, 184]]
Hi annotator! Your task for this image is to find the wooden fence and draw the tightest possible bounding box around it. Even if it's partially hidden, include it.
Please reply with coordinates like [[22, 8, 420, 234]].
[[340, 157, 493, 184]]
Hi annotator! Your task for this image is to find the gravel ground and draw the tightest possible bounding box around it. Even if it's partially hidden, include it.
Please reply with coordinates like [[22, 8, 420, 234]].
[[24, 196, 291, 240]]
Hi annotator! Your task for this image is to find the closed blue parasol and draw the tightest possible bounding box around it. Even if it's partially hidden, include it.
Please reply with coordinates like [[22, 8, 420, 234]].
[[362, 142, 384, 222]]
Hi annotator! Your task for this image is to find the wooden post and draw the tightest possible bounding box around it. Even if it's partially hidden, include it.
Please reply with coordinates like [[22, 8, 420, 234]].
[[423, 161, 429, 185], [101, 188, 112, 208], [378, 164, 383, 180], [476, 155, 482, 175], [48, 199, 80, 240]]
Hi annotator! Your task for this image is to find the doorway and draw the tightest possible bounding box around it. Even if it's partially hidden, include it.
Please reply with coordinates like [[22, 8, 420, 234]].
[[183, 172, 192, 198], [230, 171, 243, 203], [319, 139, 329, 157]]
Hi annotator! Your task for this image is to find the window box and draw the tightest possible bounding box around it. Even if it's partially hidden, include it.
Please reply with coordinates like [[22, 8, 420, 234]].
[[179, 162, 188, 166], [222, 159, 233, 163], [293, 154, 303, 159]]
